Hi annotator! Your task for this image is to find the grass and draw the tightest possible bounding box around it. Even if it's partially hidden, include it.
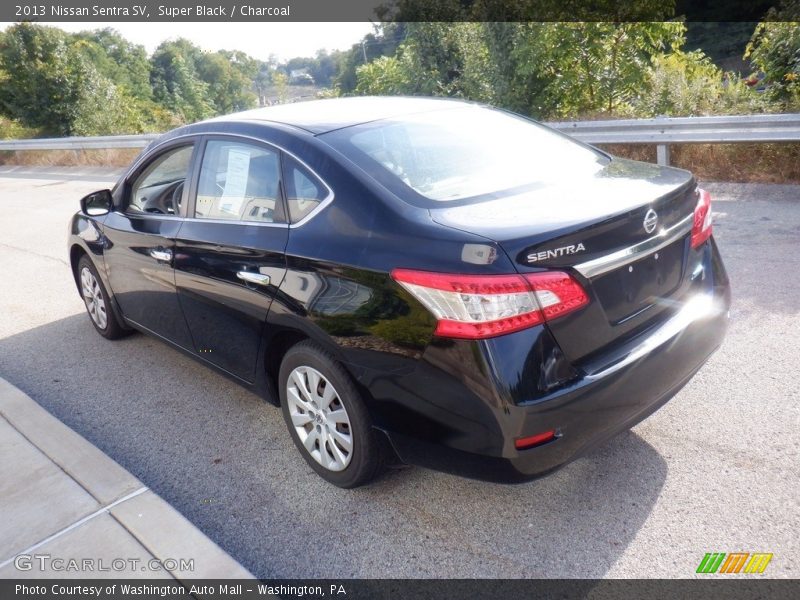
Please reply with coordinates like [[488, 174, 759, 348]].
[[598, 143, 800, 183], [0, 148, 142, 167]]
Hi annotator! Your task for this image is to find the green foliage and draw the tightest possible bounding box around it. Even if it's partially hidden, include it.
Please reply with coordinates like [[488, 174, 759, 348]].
[[0, 23, 146, 136], [271, 71, 289, 103], [0, 116, 41, 139], [354, 23, 492, 99], [150, 39, 214, 123], [539, 22, 684, 116], [352, 20, 787, 121], [335, 24, 406, 94], [637, 51, 771, 116], [354, 22, 693, 119], [196, 52, 258, 113], [379, 0, 676, 22], [355, 55, 412, 95], [745, 1, 800, 107], [0, 20, 793, 140], [0, 24, 86, 135], [479, 22, 686, 118], [71, 28, 152, 101]]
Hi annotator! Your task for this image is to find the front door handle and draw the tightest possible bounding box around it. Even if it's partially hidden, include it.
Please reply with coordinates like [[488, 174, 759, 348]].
[[149, 248, 172, 262], [237, 271, 271, 286]]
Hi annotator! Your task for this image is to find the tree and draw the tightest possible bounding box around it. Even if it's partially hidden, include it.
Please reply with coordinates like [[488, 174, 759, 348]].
[[355, 56, 412, 95], [196, 51, 257, 113], [507, 22, 686, 117], [272, 71, 289, 103], [481, 23, 551, 115], [0, 23, 82, 134], [0, 23, 146, 135], [150, 39, 213, 123], [635, 50, 769, 117], [336, 24, 407, 93], [353, 21, 691, 119], [354, 23, 490, 99], [71, 28, 152, 101], [745, 0, 800, 107]]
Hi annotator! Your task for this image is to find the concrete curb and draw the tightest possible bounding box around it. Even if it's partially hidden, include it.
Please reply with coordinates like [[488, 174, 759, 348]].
[[0, 377, 254, 580]]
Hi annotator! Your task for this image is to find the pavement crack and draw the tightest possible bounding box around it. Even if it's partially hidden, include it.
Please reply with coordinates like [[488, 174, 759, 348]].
[[0, 242, 69, 268]]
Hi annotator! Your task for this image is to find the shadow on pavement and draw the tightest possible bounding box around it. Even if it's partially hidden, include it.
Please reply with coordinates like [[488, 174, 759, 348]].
[[0, 314, 668, 578]]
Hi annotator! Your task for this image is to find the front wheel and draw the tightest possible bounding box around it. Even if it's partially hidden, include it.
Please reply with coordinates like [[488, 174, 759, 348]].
[[77, 255, 129, 340], [279, 341, 383, 488]]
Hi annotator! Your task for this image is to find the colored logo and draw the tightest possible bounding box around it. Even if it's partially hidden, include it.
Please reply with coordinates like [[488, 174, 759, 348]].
[[696, 552, 773, 574]]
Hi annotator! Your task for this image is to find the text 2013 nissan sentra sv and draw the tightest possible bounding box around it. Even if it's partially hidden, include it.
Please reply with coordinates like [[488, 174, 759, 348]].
[[69, 97, 730, 487]]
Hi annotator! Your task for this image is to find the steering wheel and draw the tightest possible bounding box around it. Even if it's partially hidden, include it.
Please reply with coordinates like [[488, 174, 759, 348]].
[[140, 180, 185, 214], [170, 181, 184, 214]]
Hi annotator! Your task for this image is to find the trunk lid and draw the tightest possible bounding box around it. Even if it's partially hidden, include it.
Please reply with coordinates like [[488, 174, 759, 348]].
[[429, 158, 699, 363]]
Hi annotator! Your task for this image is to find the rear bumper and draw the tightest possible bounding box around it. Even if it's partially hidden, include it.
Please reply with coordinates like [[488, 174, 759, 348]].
[[377, 240, 731, 483]]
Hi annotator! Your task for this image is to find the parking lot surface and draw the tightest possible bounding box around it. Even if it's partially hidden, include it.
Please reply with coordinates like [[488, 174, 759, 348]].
[[0, 167, 798, 578]]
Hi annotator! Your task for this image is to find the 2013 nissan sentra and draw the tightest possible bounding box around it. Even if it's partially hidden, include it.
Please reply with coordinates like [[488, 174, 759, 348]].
[[68, 97, 730, 487]]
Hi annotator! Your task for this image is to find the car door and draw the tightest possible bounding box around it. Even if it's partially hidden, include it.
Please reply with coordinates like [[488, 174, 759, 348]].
[[174, 137, 289, 383], [103, 141, 197, 350]]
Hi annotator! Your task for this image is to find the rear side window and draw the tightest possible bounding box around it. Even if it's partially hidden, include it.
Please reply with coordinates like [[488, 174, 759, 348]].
[[282, 156, 328, 223], [195, 140, 284, 223]]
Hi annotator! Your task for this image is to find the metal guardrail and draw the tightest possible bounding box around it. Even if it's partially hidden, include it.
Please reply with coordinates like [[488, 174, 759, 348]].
[[549, 113, 800, 165], [0, 133, 159, 151], [1, 113, 799, 166]]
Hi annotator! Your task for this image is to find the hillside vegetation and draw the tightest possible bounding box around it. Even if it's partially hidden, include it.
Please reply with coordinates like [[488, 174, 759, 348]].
[[1, 6, 798, 181]]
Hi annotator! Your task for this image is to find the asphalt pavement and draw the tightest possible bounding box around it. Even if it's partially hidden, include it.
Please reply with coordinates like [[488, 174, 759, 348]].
[[0, 166, 798, 578]]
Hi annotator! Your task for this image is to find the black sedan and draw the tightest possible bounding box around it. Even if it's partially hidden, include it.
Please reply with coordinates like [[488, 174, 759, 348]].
[[68, 97, 730, 487]]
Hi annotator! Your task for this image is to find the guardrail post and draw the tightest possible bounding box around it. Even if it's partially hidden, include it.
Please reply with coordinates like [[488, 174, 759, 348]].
[[655, 115, 670, 166], [656, 143, 671, 166]]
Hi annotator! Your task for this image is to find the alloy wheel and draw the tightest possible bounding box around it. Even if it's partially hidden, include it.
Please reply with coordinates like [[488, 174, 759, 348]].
[[285, 366, 353, 472], [80, 267, 108, 330]]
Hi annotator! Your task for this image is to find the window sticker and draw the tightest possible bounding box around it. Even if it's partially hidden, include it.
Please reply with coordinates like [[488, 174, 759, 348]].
[[220, 147, 251, 215]]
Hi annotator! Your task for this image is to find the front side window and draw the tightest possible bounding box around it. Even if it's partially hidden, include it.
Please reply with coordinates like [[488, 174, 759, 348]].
[[195, 140, 283, 223], [128, 145, 194, 214]]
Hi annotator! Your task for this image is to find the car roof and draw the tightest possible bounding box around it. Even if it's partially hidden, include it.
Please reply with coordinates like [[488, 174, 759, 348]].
[[208, 96, 473, 135]]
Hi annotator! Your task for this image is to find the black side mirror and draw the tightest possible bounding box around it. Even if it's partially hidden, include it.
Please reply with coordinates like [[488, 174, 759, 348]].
[[80, 189, 113, 216]]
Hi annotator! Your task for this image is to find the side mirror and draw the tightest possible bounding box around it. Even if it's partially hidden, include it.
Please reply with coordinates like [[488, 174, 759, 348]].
[[80, 189, 113, 216]]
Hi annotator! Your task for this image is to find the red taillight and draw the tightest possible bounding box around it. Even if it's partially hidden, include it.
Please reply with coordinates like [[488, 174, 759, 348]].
[[391, 268, 588, 340], [515, 429, 557, 450], [691, 188, 713, 249]]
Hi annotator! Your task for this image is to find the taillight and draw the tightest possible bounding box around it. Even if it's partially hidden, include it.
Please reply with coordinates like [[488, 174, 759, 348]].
[[691, 188, 713, 249], [391, 269, 588, 340]]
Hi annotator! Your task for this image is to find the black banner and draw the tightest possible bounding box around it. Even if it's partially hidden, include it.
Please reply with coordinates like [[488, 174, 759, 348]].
[[0, 0, 791, 23], [1, 579, 799, 600]]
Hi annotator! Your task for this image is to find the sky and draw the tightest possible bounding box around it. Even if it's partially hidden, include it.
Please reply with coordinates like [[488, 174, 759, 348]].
[[1, 22, 376, 61]]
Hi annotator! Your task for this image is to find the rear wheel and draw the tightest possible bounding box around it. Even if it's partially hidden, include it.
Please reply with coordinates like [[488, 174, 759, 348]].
[[77, 255, 128, 340], [279, 341, 382, 488]]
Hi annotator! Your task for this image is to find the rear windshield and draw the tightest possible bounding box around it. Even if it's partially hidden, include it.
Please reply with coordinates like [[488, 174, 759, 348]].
[[321, 105, 608, 203]]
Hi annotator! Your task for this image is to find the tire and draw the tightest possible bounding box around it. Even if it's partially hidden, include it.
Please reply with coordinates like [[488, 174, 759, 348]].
[[279, 341, 383, 488], [77, 255, 129, 340]]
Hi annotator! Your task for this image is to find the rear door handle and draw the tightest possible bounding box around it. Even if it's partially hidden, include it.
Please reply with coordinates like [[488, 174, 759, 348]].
[[237, 271, 271, 286], [149, 248, 172, 263]]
